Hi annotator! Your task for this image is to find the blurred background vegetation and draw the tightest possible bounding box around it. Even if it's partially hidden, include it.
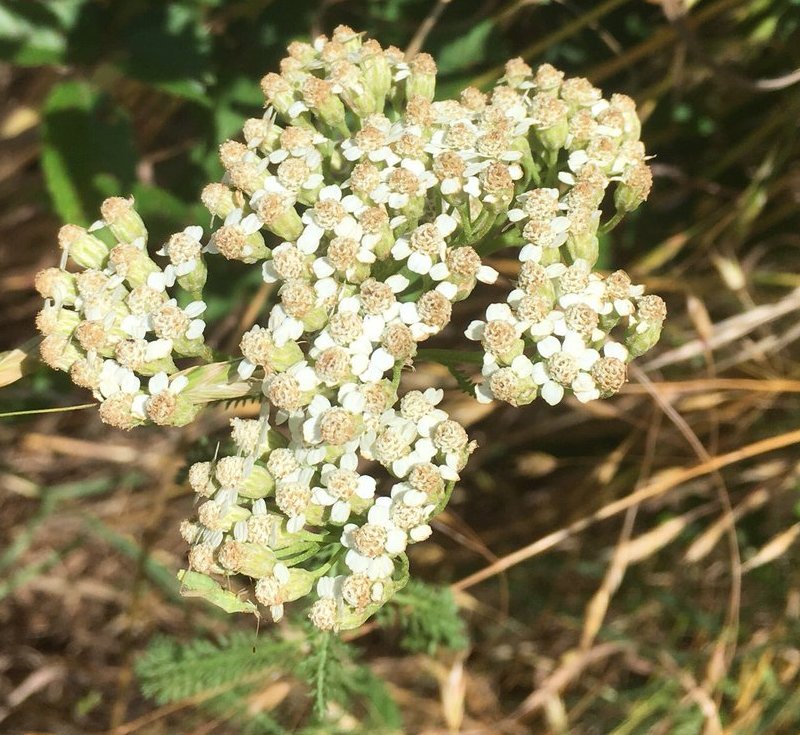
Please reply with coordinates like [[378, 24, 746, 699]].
[[2, 0, 800, 732]]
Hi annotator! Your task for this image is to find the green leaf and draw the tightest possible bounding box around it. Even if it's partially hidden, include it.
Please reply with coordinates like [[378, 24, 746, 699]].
[[41, 80, 137, 224], [377, 581, 468, 655], [117, 4, 214, 101], [0, 0, 84, 65], [436, 20, 494, 75], [136, 632, 299, 704]]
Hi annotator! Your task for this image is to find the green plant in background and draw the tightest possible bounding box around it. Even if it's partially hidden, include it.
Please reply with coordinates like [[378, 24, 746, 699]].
[[6, 1, 800, 733]]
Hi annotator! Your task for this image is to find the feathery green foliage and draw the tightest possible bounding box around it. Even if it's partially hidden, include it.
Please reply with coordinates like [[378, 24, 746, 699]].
[[136, 622, 401, 730], [135, 631, 298, 703], [377, 580, 468, 655]]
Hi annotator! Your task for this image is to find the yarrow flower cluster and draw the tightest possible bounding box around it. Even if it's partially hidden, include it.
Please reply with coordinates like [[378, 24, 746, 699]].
[[35, 27, 664, 630]]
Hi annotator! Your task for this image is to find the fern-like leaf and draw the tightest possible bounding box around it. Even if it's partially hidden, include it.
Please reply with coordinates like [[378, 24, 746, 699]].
[[377, 580, 468, 655]]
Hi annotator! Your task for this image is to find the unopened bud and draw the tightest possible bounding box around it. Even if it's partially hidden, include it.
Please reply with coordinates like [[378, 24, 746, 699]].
[[58, 224, 111, 269], [614, 162, 652, 213], [406, 53, 437, 101], [101, 197, 148, 244]]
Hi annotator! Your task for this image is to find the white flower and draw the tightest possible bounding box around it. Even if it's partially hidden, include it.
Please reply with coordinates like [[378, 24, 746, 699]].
[[342, 519, 404, 579], [391, 436, 437, 478], [390, 213, 457, 276], [476, 353, 534, 404], [156, 225, 204, 276], [204, 210, 262, 256], [465, 302, 523, 343], [531, 333, 600, 406], [312, 453, 376, 523], [97, 359, 141, 399], [297, 185, 362, 254], [131, 371, 188, 418]]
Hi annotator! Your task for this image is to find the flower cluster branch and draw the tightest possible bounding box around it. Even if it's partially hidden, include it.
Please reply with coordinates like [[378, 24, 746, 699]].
[[35, 27, 665, 630]]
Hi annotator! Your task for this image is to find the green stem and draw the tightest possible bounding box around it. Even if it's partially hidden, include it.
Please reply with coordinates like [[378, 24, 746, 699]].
[[600, 210, 625, 234], [433, 480, 456, 516], [475, 227, 525, 257], [279, 546, 323, 567], [544, 149, 560, 188], [313, 631, 331, 719]]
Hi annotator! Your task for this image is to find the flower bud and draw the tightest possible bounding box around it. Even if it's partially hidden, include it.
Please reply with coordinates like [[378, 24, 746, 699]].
[[530, 94, 569, 151], [35, 304, 79, 338], [144, 390, 202, 427], [625, 295, 666, 358], [108, 242, 160, 287], [39, 333, 81, 371], [216, 539, 277, 578], [406, 53, 437, 101], [243, 117, 283, 154], [256, 194, 303, 242], [360, 41, 392, 108], [35, 268, 78, 305], [302, 76, 348, 134], [614, 162, 653, 213], [101, 197, 148, 244], [177, 570, 257, 615], [201, 183, 239, 219], [179, 361, 255, 404], [58, 224, 111, 269], [260, 72, 297, 117], [212, 223, 269, 264], [566, 231, 599, 267]]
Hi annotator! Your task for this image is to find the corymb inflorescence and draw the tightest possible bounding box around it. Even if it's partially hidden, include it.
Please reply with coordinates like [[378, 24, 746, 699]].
[[35, 26, 664, 630]]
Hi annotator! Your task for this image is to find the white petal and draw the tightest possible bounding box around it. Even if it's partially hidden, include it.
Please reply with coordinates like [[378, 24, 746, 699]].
[[541, 381, 564, 406], [537, 335, 561, 359], [511, 354, 534, 377], [297, 223, 324, 253], [130, 393, 148, 418], [330, 501, 351, 523], [409, 525, 432, 542], [148, 372, 169, 394], [186, 319, 205, 340], [435, 213, 458, 237], [287, 515, 305, 533], [429, 262, 450, 281], [464, 320, 485, 340], [399, 302, 419, 325], [145, 339, 173, 361], [386, 274, 410, 293], [604, 341, 629, 361], [435, 281, 458, 300], [391, 240, 411, 260], [408, 252, 432, 275], [385, 528, 407, 554], [519, 243, 543, 263], [170, 375, 189, 393], [486, 303, 513, 322], [313, 258, 336, 278], [312, 488, 336, 506], [344, 549, 369, 573]]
